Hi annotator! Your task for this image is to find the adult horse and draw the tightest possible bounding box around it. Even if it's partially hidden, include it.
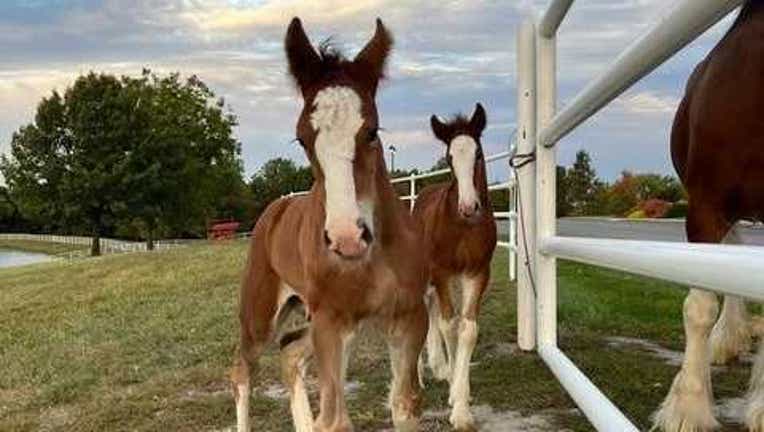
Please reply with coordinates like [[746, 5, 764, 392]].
[[229, 18, 428, 432], [414, 104, 497, 431], [654, 1, 764, 430]]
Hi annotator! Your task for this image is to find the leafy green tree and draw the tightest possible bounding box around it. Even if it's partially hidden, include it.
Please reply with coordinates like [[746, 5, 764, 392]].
[[566, 150, 601, 216], [1, 74, 136, 255], [120, 71, 242, 248], [250, 158, 313, 220], [556, 165, 572, 217]]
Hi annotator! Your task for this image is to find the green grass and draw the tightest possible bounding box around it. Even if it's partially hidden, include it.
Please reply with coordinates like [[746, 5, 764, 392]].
[[0, 241, 753, 431], [0, 239, 88, 256]]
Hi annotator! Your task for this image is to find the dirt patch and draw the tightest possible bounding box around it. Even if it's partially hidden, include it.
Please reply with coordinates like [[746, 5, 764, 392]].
[[261, 379, 362, 401], [607, 336, 754, 368]]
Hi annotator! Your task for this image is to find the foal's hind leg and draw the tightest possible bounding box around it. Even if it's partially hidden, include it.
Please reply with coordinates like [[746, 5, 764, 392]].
[[280, 326, 315, 432], [654, 204, 728, 432], [449, 271, 488, 432], [710, 228, 752, 365], [425, 285, 451, 381], [387, 302, 428, 431]]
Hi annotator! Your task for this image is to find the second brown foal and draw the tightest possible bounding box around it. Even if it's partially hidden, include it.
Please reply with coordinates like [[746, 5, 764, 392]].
[[413, 103, 497, 431]]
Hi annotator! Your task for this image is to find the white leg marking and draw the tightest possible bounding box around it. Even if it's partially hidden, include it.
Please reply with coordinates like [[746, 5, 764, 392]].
[[426, 292, 450, 381], [746, 339, 764, 431], [290, 357, 313, 432], [438, 315, 458, 383], [388, 342, 419, 432], [710, 229, 751, 365], [653, 289, 719, 432], [449, 275, 481, 430], [449, 319, 478, 430], [449, 135, 478, 212], [236, 383, 250, 432]]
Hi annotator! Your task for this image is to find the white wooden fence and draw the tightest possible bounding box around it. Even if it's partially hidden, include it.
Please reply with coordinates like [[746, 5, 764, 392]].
[[516, 1, 758, 430], [0, 233, 176, 255]]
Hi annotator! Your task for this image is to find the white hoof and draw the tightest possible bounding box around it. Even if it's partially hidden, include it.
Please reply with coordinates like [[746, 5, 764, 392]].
[[449, 404, 475, 431], [653, 371, 719, 432], [710, 317, 752, 365]]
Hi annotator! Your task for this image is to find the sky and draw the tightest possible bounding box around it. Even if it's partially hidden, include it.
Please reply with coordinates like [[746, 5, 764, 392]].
[[0, 0, 740, 184]]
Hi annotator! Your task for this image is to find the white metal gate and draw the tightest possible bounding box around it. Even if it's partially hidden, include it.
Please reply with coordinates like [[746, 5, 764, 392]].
[[515, 0, 764, 430]]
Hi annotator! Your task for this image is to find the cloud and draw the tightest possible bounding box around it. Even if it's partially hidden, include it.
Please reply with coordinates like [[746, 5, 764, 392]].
[[0, 0, 744, 183]]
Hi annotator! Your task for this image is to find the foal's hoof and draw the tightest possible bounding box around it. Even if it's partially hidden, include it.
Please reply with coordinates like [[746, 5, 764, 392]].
[[449, 404, 476, 432]]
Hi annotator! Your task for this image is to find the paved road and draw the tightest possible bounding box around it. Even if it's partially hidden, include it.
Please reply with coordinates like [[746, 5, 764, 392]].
[[498, 218, 764, 246]]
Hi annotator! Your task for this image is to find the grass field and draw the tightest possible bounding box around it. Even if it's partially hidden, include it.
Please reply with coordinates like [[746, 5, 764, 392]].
[[0, 240, 755, 431]]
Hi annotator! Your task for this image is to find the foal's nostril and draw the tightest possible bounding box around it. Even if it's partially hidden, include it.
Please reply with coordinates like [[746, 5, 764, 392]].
[[361, 223, 374, 244], [323, 230, 331, 246], [473, 202, 481, 213]]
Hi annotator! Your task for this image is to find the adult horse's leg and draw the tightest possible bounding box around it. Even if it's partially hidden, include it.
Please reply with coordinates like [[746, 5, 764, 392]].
[[449, 271, 488, 431], [425, 285, 451, 381], [710, 228, 752, 365], [312, 312, 354, 432], [654, 204, 729, 432], [433, 275, 458, 382], [387, 302, 427, 431]]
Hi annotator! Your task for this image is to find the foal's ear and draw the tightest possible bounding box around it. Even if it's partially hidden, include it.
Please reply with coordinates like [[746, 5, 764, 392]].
[[470, 103, 487, 134], [431, 115, 450, 143], [353, 18, 393, 95], [285, 17, 322, 95]]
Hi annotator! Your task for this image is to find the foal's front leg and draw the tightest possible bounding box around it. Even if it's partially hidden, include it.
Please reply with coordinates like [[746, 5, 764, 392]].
[[387, 302, 428, 431], [449, 272, 488, 431], [313, 312, 355, 432]]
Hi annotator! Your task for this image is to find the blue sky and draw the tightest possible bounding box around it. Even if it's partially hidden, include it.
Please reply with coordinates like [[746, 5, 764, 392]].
[[0, 0, 739, 183]]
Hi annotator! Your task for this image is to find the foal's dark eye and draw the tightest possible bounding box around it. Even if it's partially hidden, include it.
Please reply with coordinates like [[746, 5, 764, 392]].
[[367, 128, 379, 143]]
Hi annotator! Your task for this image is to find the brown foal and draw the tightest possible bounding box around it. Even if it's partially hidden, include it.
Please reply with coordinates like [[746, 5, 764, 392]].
[[230, 18, 428, 432], [654, 1, 764, 431], [413, 104, 497, 431]]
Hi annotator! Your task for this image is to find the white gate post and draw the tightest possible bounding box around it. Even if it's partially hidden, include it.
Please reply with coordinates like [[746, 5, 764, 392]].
[[508, 177, 517, 281], [536, 19, 559, 348], [409, 177, 416, 210], [516, 18, 537, 351]]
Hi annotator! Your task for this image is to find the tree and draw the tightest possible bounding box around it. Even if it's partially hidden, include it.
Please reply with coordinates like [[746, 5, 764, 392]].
[[1, 71, 244, 253], [120, 71, 242, 248], [556, 165, 572, 217], [250, 158, 313, 220], [1, 74, 135, 255], [566, 150, 601, 216]]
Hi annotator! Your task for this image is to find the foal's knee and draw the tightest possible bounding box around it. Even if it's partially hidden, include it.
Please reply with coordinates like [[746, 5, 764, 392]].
[[684, 290, 719, 332]]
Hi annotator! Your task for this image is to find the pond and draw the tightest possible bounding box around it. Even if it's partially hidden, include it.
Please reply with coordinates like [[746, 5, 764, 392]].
[[0, 249, 54, 269]]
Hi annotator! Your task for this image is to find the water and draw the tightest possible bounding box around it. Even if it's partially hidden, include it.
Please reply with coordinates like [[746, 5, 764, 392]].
[[0, 249, 53, 269]]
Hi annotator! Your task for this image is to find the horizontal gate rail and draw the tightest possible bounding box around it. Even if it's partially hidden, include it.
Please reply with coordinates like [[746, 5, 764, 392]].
[[541, 236, 764, 301], [538, 0, 744, 149]]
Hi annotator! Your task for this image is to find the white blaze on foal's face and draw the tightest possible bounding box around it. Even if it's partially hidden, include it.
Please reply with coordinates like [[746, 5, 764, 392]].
[[311, 86, 368, 257], [449, 135, 480, 217]]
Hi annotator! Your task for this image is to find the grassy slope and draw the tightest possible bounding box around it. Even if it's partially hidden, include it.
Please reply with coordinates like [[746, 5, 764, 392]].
[[0, 241, 753, 431], [0, 239, 88, 256]]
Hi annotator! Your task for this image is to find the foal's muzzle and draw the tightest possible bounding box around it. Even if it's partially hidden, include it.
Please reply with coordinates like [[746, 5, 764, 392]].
[[324, 218, 373, 260]]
